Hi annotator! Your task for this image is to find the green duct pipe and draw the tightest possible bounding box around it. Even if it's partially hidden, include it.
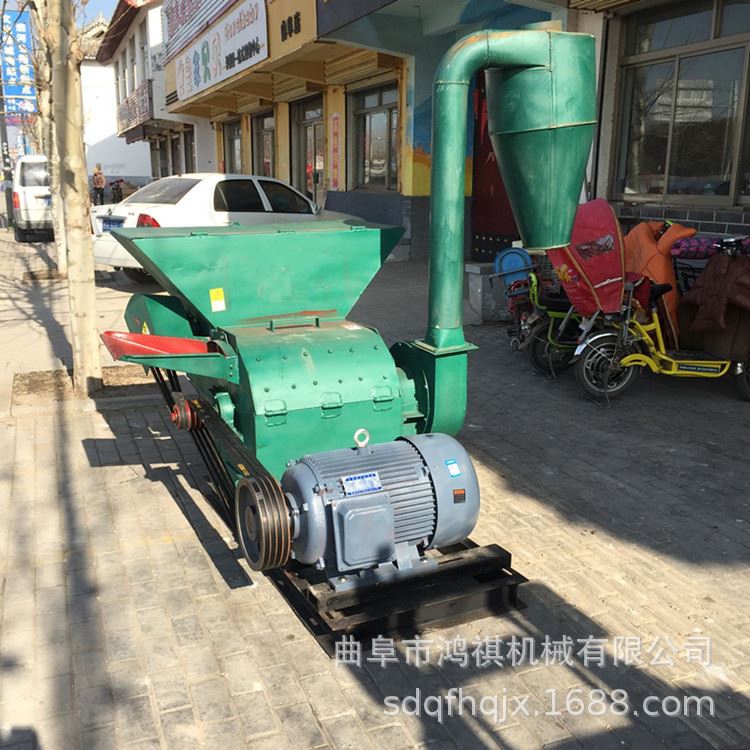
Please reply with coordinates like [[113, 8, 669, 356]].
[[425, 30, 596, 350]]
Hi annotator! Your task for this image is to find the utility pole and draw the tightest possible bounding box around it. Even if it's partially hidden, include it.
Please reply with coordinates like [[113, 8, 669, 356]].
[[48, 0, 102, 394]]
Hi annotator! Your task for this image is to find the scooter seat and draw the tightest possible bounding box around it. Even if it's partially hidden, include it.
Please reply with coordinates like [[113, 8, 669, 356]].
[[650, 282, 673, 305]]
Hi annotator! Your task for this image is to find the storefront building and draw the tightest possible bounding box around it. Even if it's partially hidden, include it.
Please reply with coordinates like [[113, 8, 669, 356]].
[[162, 0, 564, 258], [580, 0, 750, 235], [97, 0, 216, 179]]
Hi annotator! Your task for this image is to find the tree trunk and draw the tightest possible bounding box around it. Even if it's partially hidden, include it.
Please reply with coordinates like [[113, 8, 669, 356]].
[[50, 0, 102, 394], [30, 1, 68, 277]]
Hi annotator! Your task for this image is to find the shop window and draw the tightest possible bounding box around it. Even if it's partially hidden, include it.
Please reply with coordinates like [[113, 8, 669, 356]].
[[252, 113, 275, 177], [615, 3, 750, 205], [354, 84, 399, 191], [223, 120, 242, 173], [721, 0, 750, 38], [625, 0, 712, 55], [259, 180, 312, 214], [213, 180, 264, 212]]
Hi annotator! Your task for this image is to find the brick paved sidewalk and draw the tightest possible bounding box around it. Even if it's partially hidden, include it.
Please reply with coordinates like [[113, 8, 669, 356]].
[[0, 243, 749, 749]]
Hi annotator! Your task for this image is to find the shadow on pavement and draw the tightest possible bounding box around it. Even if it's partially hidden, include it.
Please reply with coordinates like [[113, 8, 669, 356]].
[[84, 401, 251, 591], [459, 325, 750, 567], [340, 581, 744, 748], [83, 391, 748, 748]]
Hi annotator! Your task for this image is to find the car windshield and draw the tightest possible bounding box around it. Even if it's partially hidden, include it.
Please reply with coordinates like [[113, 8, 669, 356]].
[[20, 162, 49, 187], [122, 177, 200, 205]]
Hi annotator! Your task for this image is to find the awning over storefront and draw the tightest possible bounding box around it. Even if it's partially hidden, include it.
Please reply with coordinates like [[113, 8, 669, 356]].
[[568, 0, 643, 10]]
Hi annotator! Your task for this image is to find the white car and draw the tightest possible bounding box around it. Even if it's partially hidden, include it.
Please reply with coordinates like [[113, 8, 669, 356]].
[[92, 173, 352, 278], [13, 154, 53, 242]]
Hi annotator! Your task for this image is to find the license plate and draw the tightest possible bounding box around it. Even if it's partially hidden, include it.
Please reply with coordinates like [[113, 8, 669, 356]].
[[102, 217, 124, 232]]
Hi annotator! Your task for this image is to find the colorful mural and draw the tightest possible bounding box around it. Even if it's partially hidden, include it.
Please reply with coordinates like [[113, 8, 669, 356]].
[[322, 0, 549, 196]]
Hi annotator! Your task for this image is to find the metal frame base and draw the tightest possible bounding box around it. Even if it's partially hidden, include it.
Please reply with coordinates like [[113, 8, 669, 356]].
[[269, 541, 527, 657]]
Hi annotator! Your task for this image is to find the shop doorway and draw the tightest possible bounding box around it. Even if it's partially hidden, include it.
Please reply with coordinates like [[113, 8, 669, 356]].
[[292, 96, 325, 206]]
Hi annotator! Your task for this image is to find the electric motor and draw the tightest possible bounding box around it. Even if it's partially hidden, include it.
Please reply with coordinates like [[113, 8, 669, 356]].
[[279, 433, 480, 588]]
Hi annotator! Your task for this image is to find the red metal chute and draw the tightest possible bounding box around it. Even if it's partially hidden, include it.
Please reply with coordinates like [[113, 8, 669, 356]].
[[102, 331, 217, 360]]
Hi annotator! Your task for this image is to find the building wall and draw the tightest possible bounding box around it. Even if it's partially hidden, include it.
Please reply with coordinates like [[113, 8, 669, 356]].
[[106, 1, 217, 176], [81, 60, 151, 185]]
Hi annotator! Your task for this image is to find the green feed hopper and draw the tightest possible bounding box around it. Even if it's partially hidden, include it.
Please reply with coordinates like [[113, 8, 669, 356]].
[[103, 30, 595, 591]]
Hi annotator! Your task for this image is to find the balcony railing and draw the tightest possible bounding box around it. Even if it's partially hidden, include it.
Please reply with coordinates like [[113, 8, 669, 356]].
[[117, 79, 153, 135]]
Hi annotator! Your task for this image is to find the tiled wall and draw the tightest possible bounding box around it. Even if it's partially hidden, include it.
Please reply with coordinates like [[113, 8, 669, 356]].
[[614, 203, 750, 236]]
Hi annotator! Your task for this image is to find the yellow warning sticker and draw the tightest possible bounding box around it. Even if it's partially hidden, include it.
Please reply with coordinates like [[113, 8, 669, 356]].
[[141, 321, 150, 334], [209, 287, 226, 312]]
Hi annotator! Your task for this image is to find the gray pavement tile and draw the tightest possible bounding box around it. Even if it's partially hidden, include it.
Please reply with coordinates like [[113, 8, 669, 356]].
[[236, 689, 280, 739], [77, 683, 116, 729], [162, 586, 194, 618], [129, 579, 163, 611], [158, 706, 202, 749], [203, 717, 247, 750], [114, 695, 159, 744], [180, 643, 221, 680], [208, 622, 247, 659], [247, 733, 293, 750], [104, 626, 139, 663], [34, 673, 75, 718], [300, 671, 354, 720], [220, 651, 265, 696], [275, 702, 327, 749], [79, 724, 118, 750], [108, 658, 149, 700], [365, 723, 414, 749], [152, 671, 192, 714], [190, 676, 235, 722], [321, 714, 375, 750], [259, 666, 306, 708]]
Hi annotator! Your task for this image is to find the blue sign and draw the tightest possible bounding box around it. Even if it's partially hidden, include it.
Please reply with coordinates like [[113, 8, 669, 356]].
[[1, 10, 36, 113]]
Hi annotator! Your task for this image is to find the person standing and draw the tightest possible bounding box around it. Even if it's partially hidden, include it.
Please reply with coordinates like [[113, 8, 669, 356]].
[[92, 164, 105, 205]]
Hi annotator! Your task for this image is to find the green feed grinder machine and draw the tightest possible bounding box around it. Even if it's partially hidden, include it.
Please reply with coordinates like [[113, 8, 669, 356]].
[[103, 31, 595, 612]]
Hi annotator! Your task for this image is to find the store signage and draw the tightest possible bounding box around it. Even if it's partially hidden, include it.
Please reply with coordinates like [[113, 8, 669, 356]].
[[267, 0, 316, 56], [316, 0, 396, 37], [176, 0, 268, 101], [280, 11, 302, 41], [1, 11, 37, 114], [163, 0, 235, 62]]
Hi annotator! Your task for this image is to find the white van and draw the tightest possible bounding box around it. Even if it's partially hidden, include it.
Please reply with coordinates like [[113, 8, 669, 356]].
[[12, 154, 53, 242]]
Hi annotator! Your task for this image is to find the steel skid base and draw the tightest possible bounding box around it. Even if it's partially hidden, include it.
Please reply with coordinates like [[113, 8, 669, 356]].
[[269, 542, 527, 657]]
